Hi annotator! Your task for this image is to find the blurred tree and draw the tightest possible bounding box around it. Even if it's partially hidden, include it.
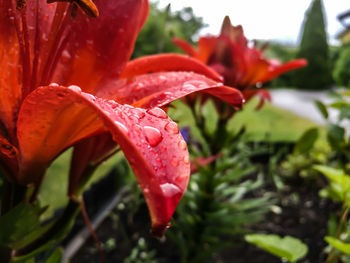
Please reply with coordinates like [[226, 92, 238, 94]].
[[333, 44, 350, 88], [132, 2, 205, 58], [294, 0, 333, 90]]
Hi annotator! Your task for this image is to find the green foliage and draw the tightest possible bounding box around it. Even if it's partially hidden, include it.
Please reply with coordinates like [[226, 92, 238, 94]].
[[0, 203, 40, 248], [325, 236, 350, 255], [245, 234, 308, 262], [46, 247, 63, 263], [124, 237, 157, 263], [293, 127, 319, 154], [333, 44, 350, 88], [168, 151, 273, 262], [167, 100, 274, 262], [314, 165, 350, 205], [132, 3, 205, 58], [314, 100, 328, 119], [294, 0, 333, 90]]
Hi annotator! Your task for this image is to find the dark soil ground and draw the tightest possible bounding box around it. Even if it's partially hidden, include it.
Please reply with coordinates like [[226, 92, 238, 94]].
[[68, 173, 338, 263]]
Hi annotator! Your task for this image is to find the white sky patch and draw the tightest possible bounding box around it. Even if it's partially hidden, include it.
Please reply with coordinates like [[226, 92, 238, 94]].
[[153, 0, 350, 46]]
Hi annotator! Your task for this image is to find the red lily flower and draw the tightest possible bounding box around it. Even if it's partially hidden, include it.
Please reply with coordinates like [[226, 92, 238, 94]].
[[0, 0, 243, 236], [173, 16, 307, 107]]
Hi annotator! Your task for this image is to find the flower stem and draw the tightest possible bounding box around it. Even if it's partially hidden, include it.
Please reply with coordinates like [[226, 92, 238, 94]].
[[325, 206, 349, 263]]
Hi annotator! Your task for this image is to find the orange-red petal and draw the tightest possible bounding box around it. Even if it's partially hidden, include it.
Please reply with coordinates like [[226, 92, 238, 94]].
[[17, 85, 189, 236], [51, 0, 149, 93], [0, 1, 22, 140], [119, 54, 223, 82], [96, 72, 243, 109], [259, 59, 308, 83]]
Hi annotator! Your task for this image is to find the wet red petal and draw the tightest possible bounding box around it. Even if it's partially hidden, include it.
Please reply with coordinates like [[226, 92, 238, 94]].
[[96, 71, 243, 109], [119, 54, 223, 82], [196, 36, 219, 63], [259, 59, 308, 83], [51, 0, 149, 93], [0, 1, 22, 140], [17, 85, 189, 235], [172, 37, 199, 58]]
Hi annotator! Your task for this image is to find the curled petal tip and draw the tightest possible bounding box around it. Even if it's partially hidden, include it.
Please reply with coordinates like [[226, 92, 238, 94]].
[[151, 222, 171, 239]]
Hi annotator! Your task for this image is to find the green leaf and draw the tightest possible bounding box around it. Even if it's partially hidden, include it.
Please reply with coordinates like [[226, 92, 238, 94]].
[[313, 165, 350, 191], [325, 236, 350, 254], [245, 234, 308, 262], [294, 127, 319, 154], [46, 247, 63, 263], [327, 124, 345, 142], [0, 204, 40, 248], [314, 100, 328, 119]]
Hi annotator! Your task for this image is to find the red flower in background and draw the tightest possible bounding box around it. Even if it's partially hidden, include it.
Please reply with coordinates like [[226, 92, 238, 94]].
[[0, 0, 243, 236], [173, 16, 307, 108]]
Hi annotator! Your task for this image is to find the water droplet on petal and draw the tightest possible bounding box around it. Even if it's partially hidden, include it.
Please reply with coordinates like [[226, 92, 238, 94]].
[[160, 183, 181, 197], [84, 93, 96, 102], [178, 140, 187, 150], [176, 174, 188, 183], [143, 126, 163, 147], [49, 83, 60, 87], [62, 50, 71, 63], [183, 155, 190, 164], [164, 122, 179, 134], [171, 156, 179, 167], [67, 85, 81, 93], [133, 108, 146, 119], [114, 120, 128, 133], [147, 107, 167, 119]]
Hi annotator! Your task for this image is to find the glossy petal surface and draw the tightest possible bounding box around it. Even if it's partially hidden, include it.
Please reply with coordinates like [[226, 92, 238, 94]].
[[119, 54, 222, 82], [97, 72, 243, 109], [0, 1, 22, 139], [17, 85, 189, 235], [51, 0, 149, 93]]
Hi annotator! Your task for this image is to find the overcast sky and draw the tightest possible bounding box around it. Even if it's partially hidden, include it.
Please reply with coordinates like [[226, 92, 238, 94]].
[[153, 0, 350, 45]]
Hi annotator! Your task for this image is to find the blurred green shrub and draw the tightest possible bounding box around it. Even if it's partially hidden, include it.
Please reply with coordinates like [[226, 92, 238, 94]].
[[294, 0, 333, 90], [132, 2, 205, 58], [333, 44, 350, 88]]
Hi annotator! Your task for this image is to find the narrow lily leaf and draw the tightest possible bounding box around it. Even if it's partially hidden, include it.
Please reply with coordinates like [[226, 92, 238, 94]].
[[97, 72, 243, 109], [325, 236, 350, 255], [0, 204, 40, 248], [314, 100, 328, 119], [17, 85, 190, 236], [294, 127, 319, 154], [119, 54, 223, 82]]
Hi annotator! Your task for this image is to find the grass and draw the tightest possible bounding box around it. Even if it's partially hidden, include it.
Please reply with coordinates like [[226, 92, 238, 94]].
[[169, 98, 322, 143], [228, 98, 322, 142]]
